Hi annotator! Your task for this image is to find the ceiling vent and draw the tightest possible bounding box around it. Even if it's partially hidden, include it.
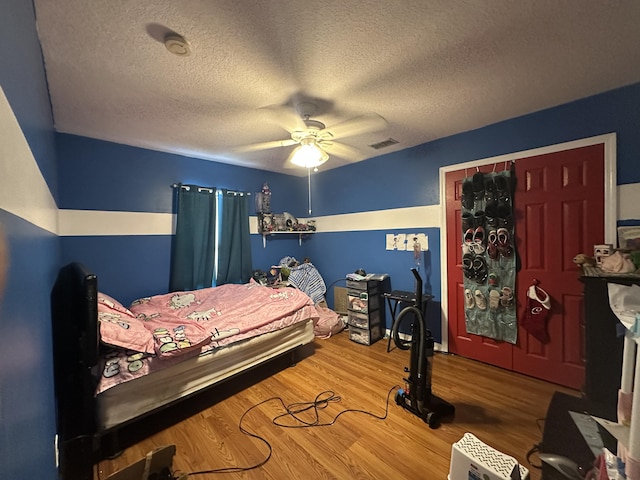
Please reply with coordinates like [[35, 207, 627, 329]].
[[369, 138, 399, 150]]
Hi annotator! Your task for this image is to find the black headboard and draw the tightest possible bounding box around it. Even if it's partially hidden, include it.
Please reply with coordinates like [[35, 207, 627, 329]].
[[51, 262, 99, 480]]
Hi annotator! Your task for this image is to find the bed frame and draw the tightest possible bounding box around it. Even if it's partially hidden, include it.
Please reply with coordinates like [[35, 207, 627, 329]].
[[51, 262, 315, 480]]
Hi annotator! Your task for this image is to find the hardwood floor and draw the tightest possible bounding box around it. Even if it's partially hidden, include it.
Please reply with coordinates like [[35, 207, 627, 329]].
[[94, 330, 578, 479]]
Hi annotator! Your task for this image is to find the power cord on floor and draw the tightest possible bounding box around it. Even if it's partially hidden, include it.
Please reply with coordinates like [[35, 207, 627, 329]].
[[525, 417, 546, 469], [176, 385, 400, 477]]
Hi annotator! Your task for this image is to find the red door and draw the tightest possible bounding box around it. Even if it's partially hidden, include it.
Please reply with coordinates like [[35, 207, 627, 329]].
[[446, 144, 605, 388]]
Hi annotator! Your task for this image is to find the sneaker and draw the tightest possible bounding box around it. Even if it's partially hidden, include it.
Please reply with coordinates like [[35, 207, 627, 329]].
[[472, 226, 486, 254], [472, 256, 488, 284], [474, 289, 487, 310], [462, 253, 475, 280], [464, 228, 474, 247], [485, 201, 498, 228], [462, 212, 474, 232], [461, 180, 474, 210], [464, 289, 475, 309], [495, 175, 511, 203], [497, 202, 513, 229], [500, 287, 514, 307], [484, 177, 498, 204], [473, 210, 486, 229], [489, 289, 500, 310], [472, 172, 485, 201], [497, 228, 513, 257], [487, 230, 499, 260]]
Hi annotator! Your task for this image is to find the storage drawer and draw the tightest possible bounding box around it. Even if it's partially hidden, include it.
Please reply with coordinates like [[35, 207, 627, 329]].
[[347, 291, 380, 314], [347, 309, 381, 329], [348, 324, 383, 346], [346, 279, 379, 293]]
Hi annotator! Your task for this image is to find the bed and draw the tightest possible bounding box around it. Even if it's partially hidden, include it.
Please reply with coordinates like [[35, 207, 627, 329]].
[[51, 262, 317, 480]]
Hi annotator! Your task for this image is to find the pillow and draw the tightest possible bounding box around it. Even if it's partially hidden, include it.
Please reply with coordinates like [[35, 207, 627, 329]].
[[98, 292, 155, 354], [97, 292, 135, 316]]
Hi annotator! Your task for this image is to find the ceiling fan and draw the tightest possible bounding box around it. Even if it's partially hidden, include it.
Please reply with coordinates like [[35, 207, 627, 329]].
[[234, 102, 388, 169]]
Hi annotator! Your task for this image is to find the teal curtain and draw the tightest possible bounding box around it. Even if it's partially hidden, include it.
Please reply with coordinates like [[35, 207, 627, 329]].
[[169, 184, 217, 291], [217, 190, 252, 285]]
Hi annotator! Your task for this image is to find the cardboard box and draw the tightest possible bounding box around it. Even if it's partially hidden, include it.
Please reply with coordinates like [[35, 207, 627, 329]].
[[105, 445, 177, 480], [449, 433, 529, 480], [334, 286, 348, 315]]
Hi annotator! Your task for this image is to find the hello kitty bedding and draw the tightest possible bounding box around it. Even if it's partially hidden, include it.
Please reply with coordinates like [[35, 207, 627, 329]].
[[97, 280, 318, 394], [52, 262, 319, 471]]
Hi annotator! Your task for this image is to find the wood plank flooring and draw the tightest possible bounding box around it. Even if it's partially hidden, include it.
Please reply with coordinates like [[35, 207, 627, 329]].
[[94, 330, 578, 479]]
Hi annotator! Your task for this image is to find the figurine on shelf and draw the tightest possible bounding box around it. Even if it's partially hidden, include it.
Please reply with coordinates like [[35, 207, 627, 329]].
[[413, 236, 422, 270], [255, 182, 272, 213], [259, 213, 274, 233]]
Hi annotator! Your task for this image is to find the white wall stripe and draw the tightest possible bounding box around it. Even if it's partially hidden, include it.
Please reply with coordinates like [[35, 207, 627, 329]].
[[58, 210, 175, 236], [0, 86, 58, 234], [303, 205, 442, 233], [619, 183, 640, 221], [57, 207, 449, 237], [56, 189, 639, 237], [59, 206, 443, 236]]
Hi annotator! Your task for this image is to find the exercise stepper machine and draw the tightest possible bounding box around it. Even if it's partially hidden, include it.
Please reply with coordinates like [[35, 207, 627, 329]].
[[391, 268, 455, 428]]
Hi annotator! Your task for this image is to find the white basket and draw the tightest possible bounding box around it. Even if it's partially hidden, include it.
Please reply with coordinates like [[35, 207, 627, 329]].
[[449, 433, 529, 480]]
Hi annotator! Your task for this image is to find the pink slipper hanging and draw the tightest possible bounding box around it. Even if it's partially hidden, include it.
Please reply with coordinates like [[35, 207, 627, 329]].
[[523, 280, 552, 343]]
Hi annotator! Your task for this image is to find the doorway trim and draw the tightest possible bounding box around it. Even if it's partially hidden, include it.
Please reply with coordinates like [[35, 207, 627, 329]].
[[438, 133, 617, 352]]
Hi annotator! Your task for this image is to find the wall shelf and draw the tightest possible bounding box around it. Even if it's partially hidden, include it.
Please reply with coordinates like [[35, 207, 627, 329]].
[[260, 231, 314, 248], [257, 212, 316, 248]]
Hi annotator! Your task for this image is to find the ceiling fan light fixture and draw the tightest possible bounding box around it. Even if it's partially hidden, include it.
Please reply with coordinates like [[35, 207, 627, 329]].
[[290, 138, 328, 168]]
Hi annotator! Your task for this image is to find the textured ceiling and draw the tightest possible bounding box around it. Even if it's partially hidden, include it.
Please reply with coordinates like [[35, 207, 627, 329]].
[[34, 0, 640, 176]]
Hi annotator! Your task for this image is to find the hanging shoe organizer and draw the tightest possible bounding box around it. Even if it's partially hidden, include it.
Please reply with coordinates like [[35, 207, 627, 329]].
[[460, 168, 517, 343]]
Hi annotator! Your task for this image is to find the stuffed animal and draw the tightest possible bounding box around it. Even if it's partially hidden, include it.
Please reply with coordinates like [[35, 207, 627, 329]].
[[601, 251, 636, 273], [573, 253, 596, 268]]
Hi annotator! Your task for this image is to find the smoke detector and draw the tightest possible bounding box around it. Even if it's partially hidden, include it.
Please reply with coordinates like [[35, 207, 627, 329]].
[[164, 33, 191, 56]]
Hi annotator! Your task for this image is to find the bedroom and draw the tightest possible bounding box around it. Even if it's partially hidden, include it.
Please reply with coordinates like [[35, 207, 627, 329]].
[[2, 1, 640, 479]]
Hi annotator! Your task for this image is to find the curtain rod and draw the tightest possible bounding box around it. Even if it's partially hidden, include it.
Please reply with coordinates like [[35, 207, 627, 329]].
[[171, 183, 214, 193], [171, 184, 251, 195], [222, 189, 251, 196]]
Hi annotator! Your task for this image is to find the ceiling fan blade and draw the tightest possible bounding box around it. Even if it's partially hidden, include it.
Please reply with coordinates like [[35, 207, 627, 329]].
[[233, 138, 297, 153], [319, 141, 363, 161], [258, 105, 308, 133], [324, 113, 388, 139]]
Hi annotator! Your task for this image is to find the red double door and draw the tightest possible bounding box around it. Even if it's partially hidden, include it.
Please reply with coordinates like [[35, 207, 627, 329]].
[[445, 144, 605, 389]]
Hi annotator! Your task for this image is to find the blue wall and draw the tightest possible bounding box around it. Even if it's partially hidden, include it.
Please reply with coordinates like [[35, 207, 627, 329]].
[[0, 1, 60, 479], [56, 134, 310, 304], [0, 211, 59, 479], [313, 83, 640, 218], [57, 82, 640, 340], [55, 134, 309, 215]]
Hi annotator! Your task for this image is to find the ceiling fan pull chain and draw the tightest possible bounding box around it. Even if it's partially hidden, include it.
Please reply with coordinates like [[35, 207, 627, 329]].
[[308, 168, 312, 214]]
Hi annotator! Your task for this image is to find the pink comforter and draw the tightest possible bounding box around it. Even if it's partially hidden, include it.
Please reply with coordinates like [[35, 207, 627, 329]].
[[97, 281, 317, 394]]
